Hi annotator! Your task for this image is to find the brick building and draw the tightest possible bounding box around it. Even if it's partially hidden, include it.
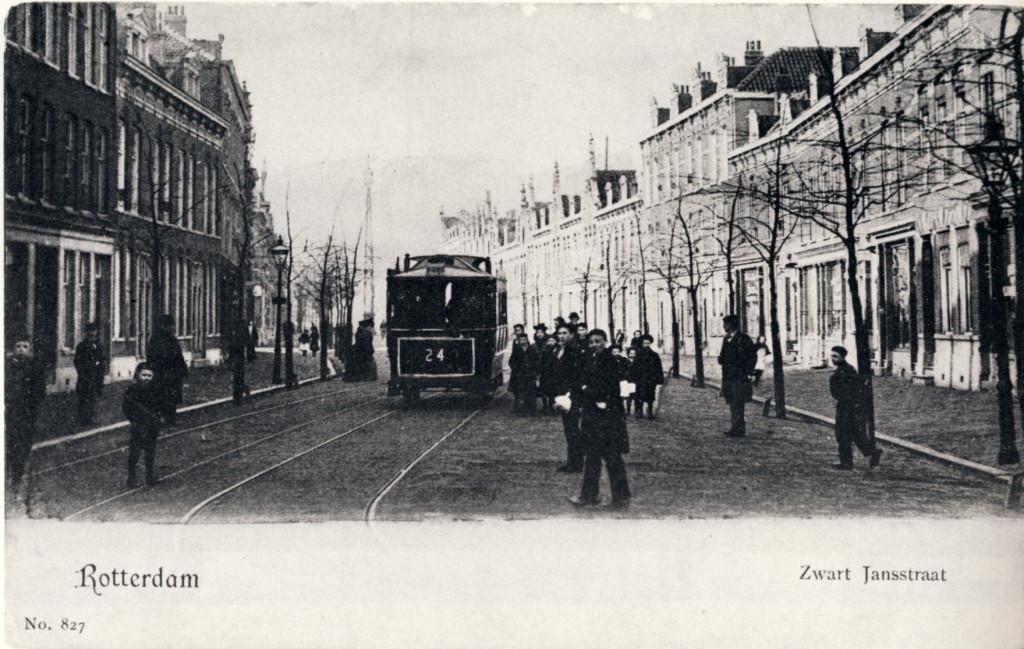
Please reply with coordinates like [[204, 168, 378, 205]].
[[5, 4, 119, 389]]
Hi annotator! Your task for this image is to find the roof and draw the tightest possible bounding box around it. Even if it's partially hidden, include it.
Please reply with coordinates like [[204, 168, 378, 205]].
[[393, 255, 493, 279], [736, 47, 859, 93]]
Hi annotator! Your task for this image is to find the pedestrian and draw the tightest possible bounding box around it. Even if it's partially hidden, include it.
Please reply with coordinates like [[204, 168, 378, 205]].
[[624, 347, 639, 414], [575, 322, 589, 347], [299, 329, 311, 357], [568, 329, 631, 509], [146, 314, 188, 426], [309, 325, 320, 356], [614, 329, 626, 348], [568, 312, 580, 328], [718, 315, 756, 437], [633, 334, 664, 420], [829, 346, 883, 470], [752, 335, 770, 386], [355, 318, 377, 380], [509, 334, 537, 413], [5, 333, 47, 504], [629, 330, 644, 350], [73, 322, 106, 426], [247, 321, 258, 361], [552, 324, 585, 472], [122, 362, 164, 487], [538, 335, 559, 412]]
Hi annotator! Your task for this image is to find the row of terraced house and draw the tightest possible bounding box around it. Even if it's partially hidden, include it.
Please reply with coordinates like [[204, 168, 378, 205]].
[[5, 4, 279, 391], [441, 4, 1021, 392]]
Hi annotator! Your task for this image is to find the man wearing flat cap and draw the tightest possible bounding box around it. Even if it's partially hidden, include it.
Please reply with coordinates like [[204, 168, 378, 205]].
[[829, 346, 882, 470]]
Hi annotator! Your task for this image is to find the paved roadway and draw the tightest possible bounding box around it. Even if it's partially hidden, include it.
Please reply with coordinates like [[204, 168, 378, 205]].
[[23, 361, 1019, 522]]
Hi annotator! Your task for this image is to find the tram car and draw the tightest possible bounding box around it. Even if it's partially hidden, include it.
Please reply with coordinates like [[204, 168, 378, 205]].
[[386, 254, 508, 402]]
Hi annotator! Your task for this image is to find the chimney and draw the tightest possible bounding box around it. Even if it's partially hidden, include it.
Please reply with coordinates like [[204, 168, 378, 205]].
[[715, 52, 734, 88], [747, 109, 760, 144], [699, 71, 717, 101], [895, 5, 925, 24], [744, 40, 763, 67], [574, 195, 582, 215], [676, 85, 693, 113], [164, 5, 187, 37], [808, 71, 819, 104], [650, 97, 660, 128]]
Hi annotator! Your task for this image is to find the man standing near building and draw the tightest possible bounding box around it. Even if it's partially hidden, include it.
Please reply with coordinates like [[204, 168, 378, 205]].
[[829, 346, 883, 470], [553, 324, 584, 472], [5, 333, 47, 505], [73, 322, 106, 426], [147, 315, 188, 426], [568, 329, 631, 509], [719, 315, 756, 437]]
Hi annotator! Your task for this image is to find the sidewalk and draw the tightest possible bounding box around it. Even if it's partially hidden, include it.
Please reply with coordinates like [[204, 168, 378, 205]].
[[34, 351, 327, 444], [679, 355, 1021, 473]]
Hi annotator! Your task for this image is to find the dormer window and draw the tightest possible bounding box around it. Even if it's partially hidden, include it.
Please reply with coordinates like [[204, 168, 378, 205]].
[[131, 32, 140, 58]]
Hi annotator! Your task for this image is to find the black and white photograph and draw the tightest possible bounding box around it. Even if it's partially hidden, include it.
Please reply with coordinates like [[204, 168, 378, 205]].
[[4, 3, 1024, 647]]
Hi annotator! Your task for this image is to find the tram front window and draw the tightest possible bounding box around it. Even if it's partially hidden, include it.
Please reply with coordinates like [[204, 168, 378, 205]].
[[391, 280, 493, 330]]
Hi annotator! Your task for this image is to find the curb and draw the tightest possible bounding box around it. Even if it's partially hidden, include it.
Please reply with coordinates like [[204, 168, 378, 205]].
[[679, 373, 1024, 509], [34, 359, 338, 451]]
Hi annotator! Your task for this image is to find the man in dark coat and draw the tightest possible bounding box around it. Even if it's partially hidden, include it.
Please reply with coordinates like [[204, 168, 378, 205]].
[[632, 334, 664, 420], [509, 334, 537, 413], [123, 362, 164, 487], [829, 346, 883, 470], [553, 324, 585, 471], [354, 318, 377, 381], [146, 314, 188, 426], [5, 335, 47, 496], [568, 329, 631, 509], [718, 315, 756, 437], [73, 322, 106, 426], [537, 335, 559, 413]]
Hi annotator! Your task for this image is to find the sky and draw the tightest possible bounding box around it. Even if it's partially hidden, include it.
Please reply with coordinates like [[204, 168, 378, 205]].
[[181, 2, 899, 315]]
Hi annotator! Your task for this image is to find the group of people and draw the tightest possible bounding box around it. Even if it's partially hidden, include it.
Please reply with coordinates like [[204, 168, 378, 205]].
[[508, 312, 668, 510], [509, 313, 665, 422], [343, 318, 378, 382], [297, 325, 321, 357]]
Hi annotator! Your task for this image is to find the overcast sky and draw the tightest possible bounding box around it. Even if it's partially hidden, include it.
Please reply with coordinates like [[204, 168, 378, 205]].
[[182, 2, 897, 314]]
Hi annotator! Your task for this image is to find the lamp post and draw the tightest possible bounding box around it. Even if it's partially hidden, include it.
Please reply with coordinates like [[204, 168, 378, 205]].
[[967, 113, 1021, 466], [270, 236, 289, 385]]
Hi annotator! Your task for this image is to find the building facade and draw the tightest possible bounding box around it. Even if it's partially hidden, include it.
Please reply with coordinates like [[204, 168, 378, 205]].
[[5, 4, 119, 389]]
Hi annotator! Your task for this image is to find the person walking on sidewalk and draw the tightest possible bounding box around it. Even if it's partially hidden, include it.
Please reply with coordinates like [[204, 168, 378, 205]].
[[719, 315, 756, 437], [568, 329, 631, 509], [752, 335, 770, 386], [829, 346, 882, 470], [309, 325, 320, 356], [73, 322, 106, 426], [147, 314, 188, 426], [553, 324, 584, 471], [122, 363, 164, 487]]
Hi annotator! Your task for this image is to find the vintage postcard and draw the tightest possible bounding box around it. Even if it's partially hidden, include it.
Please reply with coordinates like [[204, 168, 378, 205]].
[[4, 2, 1024, 647]]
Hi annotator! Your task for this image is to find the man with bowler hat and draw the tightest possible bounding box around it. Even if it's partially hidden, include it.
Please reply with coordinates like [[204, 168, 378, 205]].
[[146, 314, 188, 425], [74, 322, 106, 426], [829, 346, 883, 470], [718, 315, 756, 437]]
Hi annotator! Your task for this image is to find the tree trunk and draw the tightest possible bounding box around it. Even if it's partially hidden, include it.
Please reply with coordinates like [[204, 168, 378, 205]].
[[688, 287, 705, 387], [844, 236, 876, 440], [987, 201, 1021, 465], [767, 260, 787, 418], [669, 291, 680, 378], [1009, 15, 1024, 435]]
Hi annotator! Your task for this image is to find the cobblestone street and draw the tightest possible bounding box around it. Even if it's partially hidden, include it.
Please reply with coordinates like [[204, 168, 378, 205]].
[[381, 375, 1017, 519]]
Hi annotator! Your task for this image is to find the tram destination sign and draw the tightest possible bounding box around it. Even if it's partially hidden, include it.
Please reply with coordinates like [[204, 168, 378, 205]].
[[398, 337, 475, 376]]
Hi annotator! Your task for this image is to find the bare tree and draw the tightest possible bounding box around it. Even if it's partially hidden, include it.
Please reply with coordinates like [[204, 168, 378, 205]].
[[573, 254, 596, 325], [299, 231, 337, 381], [672, 193, 721, 388], [631, 203, 651, 334], [648, 205, 686, 377], [602, 236, 633, 342]]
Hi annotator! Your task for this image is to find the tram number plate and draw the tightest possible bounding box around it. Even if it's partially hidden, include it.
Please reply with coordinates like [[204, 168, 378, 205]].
[[398, 338, 474, 376]]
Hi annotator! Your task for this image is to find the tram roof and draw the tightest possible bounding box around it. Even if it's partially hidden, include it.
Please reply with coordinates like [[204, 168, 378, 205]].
[[392, 254, 494, 279]]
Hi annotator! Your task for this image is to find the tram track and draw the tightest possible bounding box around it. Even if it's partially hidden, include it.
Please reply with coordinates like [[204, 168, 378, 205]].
[[62, 394, 387, 521], [32, 383, 379, 477], [176, 390, 502, 524]]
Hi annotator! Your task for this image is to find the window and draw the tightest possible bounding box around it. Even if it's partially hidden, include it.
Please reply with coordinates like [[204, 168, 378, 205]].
[[82, 4, 93, 84], [958, 234, 972, 332], [95, 5, 107, 90], [64, 113, 77, 206], [117, 122, 126, 208], [17, 98, 31, 197], [64, 251, 77, 348], [177, 149, 185, 224], [80, 121, 93, 210], [130, 129, 140, 210], [982, 72, 995, 116], [28, 4, 44, 54], [40, 104, 53, 201], [96, 128, 107, 212], [939, 242, 951, 332], [66, 5, 77, 75], [44, 4, 58, 63]]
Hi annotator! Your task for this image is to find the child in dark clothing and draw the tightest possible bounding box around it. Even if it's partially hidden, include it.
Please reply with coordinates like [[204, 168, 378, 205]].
[[122, 363, 164, 487]]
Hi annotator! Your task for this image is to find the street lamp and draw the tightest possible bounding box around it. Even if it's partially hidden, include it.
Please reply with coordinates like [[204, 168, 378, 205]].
[[270, 235, 289, 385], [966, 112, 1020, 466]]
